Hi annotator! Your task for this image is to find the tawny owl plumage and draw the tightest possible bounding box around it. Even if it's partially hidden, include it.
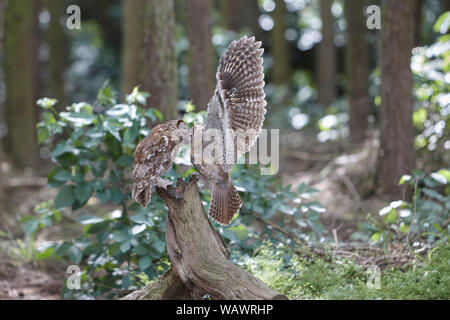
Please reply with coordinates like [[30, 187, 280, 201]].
[[196, 35, 267, 226], [132, 120, 189, 208]]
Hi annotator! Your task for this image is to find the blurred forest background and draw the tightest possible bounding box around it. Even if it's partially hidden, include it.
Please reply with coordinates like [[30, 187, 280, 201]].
[[0, 0, 449, 300]]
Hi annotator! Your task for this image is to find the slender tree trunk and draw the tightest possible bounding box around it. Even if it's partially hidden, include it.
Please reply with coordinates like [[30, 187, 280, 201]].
[[0, 0, 4, 223], [221, 0, 239, 32], [346, 0, 369, 144], [32, 0, 41, 122], [271, 0, 290, 86], [120, 0, 146, 98], [377, 0, 416, 199], [414, 0, 424, 47], [186, 0, 214, 110], [45, 0, 67, 110], [4, 0, 38, 168], [220, 0, 261, 37], [143, 0, 178, 121], [316, 0, 336, 106]]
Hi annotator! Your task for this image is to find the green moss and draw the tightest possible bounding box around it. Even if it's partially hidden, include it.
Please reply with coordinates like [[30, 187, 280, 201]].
[[242, 242, 450, 300]]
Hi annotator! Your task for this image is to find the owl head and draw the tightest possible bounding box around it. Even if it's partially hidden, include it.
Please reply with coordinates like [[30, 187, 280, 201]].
[[166, 119, 190, 145]]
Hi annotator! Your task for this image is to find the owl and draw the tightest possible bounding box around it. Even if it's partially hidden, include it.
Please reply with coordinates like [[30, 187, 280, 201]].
[[132, 119, 189, 208], [195, 36, 267, 226]]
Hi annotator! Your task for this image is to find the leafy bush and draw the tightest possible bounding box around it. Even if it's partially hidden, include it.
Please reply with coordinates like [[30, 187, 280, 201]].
[[353, 169, 450, 246], [34, 85, 170, 298], [412, 12, 450, 157]]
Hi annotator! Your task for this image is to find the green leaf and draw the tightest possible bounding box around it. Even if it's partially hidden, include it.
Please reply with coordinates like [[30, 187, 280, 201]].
[[422, 188, 444, 201], [116, 155, 134, 167], [75, 183, 93, 204], [399, 175, 412, 185], [68, 245, 83, 264], [21, 217, 40, 236], [153, 109, 163, 122], [54, 185, 76, 209], [132, 245, 149, 256], [103, 120, 122, 142], [370, 232, 381, 242], [139, 256, 151, 270], [119, 240, 131, 253], [96, 189, 111, 203], [434, 11, 450, 34], [60, 112, 96, 126], [76, 214, 104, 225], [51, 141, 80, 158], [384, 210, 398, 224], [55, 242, 73, 256], [37, 127, 50, 144], [86, 221, 109, 234], [110, 188, 123, 205], [53, 170, 72, 182]]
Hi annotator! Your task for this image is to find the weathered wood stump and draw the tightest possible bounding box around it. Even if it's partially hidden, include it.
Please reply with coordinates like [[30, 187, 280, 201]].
[[122, 176, 288, 300]]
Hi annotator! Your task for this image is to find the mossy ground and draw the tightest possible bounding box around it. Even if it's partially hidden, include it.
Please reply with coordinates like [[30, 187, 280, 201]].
[[241, 242, 450, 300]]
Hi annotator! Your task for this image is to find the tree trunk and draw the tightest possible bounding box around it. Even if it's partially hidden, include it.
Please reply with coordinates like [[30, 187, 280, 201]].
[[120, 0, 146, 98], [414, 0, 424, 47], [0, 0, 3, 220], [143, 0, 178, 121], [377, 0, 416, 199], [345, 0, 370, 144], [271, 0, 290, 86], [45, 0, 67, 110], [220, 0, 261, 37], [316, 0, 336, 106], [221, 0, 240, 32], [122, 177, 288, 300], [186, 0, 214, 111], [4, 0, 39, 168]]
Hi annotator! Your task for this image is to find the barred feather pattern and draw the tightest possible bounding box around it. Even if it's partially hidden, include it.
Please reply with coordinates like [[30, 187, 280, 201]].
[[216, 35, 266, 155], [209, 181, 243, 226], [132, 120, 186, 208], [200, 36, 266, 226]]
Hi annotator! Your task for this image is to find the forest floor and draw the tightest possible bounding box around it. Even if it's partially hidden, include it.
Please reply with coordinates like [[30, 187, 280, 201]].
[[0, 129, 431, 299]]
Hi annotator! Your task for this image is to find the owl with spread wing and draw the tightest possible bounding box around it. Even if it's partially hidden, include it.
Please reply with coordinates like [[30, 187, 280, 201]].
[[195, 36, 266, 226], [132, 120, 189, 208]]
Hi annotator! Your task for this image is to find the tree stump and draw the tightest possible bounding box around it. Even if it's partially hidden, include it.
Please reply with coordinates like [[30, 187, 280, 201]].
[[122, 176, 288, 300]]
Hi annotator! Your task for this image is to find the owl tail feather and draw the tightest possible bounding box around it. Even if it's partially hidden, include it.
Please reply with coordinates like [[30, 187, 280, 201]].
[[132, 186, 151, 208], [209, 181, 242, 226]]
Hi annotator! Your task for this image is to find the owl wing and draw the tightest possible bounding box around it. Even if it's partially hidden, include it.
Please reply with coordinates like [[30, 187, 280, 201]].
[[132, 128, 180, 207], [205, 35, 266, 170]]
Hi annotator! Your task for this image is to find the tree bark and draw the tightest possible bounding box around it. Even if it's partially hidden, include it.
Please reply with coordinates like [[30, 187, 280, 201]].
[[271, 0, 290, 86], [414, 0, 424, 47], [220, 0, 261, 37], [0, 0, 4, 211], [186, 0, 214, 111], [221, 0, 240, 32], [122, 177, 288, 300], [345, 0, 370, 144], [316, 0, 336, 106], [4, 0, 39, 168], [45, 0, 67, 110], [377, 0, 416, 199], [120, 0, 146, 98], [143, 0, 178, 121]]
